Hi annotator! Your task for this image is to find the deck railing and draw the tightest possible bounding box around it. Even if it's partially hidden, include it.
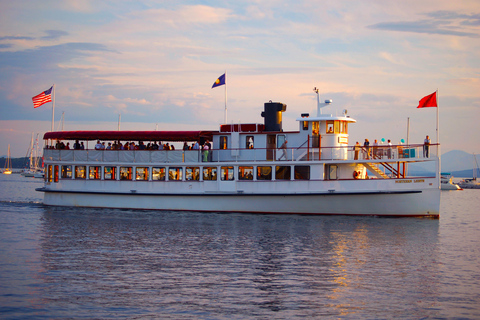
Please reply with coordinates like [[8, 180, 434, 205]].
[[43, 143, 438, 164]]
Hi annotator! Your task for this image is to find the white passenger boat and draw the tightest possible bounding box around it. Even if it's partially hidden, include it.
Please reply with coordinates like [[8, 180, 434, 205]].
[[36, 99, 441, 218], [440, 173, 462, 190]]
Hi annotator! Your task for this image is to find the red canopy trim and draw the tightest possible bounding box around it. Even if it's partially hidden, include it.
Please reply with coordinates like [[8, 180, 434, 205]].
[[43, 130, 216, 142]]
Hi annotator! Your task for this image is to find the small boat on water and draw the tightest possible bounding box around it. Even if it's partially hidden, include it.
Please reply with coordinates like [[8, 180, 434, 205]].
[[36, 92, 441, 218], [2, 145, 12, 175], [458, 154, 480, 189], [440, 173, 462, 190]]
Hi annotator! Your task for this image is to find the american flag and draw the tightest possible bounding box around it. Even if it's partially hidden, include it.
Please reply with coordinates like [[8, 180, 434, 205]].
[[32, 86, 53, 108]]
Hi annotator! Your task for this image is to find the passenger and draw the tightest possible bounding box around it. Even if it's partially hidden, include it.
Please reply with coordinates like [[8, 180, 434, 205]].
[[73, 140, 81, 150], [95, 140, 102, 150], [203, 143, 209, 162], [193, 141, 200, 150], [354, 141, 361, 160], [183, 142, 189, 150], [373, 139, 379, 158], [205, 140, 212, 161], [106, 142, 112, 150], [363, 139, 370, 159], [423, 135, 431, 158], [129, 142, 136, 150], [65, 142, 70, 150], [80, 142, 85, 150], [387, 139, 392, 159], [278, 140, 288, 160]]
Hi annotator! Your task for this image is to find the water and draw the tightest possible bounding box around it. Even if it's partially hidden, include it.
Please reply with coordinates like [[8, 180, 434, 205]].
[[0, 174, 479, 319]]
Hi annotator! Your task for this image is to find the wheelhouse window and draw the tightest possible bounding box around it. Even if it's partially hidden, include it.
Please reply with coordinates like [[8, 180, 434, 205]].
[[220, 136, 228, 149], [75, 166, 86, 179], [238, 166, 253, 180], [186, 167, 200, 181], [257, 166, 272, 180], [302, 121, 309, 131], [203, 167, 217, 180], [169, 167, 182, 181], [120, 167, 132, 180], [246, 136, 254, 149], [294, 166, 310, 180], [89, 166, 101, 180], [220, 166, 234, 181], [136, 167, 149, 181], [326, 121, 334, 134], [61, 165, 72, 179], [275, 166, 291, 180], [152, 167, 166, 181], [104, 166, 116, 180], [326, 120, 348, 134]]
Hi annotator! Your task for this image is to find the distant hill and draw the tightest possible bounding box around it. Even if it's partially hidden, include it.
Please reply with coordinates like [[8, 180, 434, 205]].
[[441, 150, 479, 172], [0, 157, 41, 169]]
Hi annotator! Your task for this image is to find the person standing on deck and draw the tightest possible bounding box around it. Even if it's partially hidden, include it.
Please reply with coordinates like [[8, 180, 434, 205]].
[[278, 140, 288, 160], [423, 135, 431, 158]]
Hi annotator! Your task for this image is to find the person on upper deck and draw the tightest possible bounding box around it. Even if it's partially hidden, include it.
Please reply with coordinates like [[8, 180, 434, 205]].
[[363, 139, 370, 159], [95, 140, 102, 150], [354, 141, 361, 160], [278, 140, 288, 160], [423, 135, 431, 158]]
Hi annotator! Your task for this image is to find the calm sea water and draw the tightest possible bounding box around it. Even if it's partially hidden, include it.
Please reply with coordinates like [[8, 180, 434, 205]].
[[0, 174, 479, 319]]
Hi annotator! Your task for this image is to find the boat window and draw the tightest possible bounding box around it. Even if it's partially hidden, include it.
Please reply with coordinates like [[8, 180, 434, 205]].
[[302, 121, 309, 131], [326, 121, 334, 134], [334, 121, 340, 134], [152, 167, 166, 181], [275, 166, 291, 180], [340, 121, 348, 134], [246, 136, 254, 149], [220, 166, 234, 181], [239, 166, 253, 180], [61, 165, 72, 179], [47, 165, 53, 182], [220, 136, 228, 149], [89, 166, 101, 180], [294, 166, 310, 180], [257, 166, 272, 180], [75, 166, 86, 179], [120, 167, 132, 180], [186, 167, 200, 181], [135, 167, 149, 181], [168, 167, 183, 181], [312, 122, 319, 135], [203, 167, 217, 180], [104, 166, 116, 180], [327, 165, 337, 180], [54, 165, 59, 183]]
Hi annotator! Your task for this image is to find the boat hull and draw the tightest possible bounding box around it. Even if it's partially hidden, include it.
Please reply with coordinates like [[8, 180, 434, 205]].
[[39, 187, 440, 218]]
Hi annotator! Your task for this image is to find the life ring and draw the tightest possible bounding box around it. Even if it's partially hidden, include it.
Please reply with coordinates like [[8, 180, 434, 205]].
[[353, 170, 361, 179]]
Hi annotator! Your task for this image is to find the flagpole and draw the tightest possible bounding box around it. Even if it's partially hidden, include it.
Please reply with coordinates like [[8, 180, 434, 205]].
[[436, 89, 441, 188], [51, 84, 55, 132], [224, 70, 227, 124]]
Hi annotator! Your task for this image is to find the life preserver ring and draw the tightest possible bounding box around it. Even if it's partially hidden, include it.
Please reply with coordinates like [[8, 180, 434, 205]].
[[353, 170, 361, 179]]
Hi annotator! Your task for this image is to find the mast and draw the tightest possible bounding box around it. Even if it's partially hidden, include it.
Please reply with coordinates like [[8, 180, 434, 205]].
[[51, 84, 55, 132]]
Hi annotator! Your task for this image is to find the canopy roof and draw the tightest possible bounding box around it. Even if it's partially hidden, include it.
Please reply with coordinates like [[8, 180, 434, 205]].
[[43, 130, 215, 142]]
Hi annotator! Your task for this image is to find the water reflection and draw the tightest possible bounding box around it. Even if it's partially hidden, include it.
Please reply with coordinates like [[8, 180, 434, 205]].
[[38, 208, 440, 318]]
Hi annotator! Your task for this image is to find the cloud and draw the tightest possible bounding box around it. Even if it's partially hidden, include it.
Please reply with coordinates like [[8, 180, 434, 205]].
[[367, 10, 480, 38], [41, 30, 69, 40], [0, 35, 35, 41]]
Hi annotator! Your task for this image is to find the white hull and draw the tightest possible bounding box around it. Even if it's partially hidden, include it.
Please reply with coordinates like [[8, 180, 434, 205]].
[[40, 178, 440, 217]]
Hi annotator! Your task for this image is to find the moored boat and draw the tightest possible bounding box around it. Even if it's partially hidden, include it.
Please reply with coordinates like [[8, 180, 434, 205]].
[[2, 145, 12, 175], [441, 173, 462, 190], [36, 96, 441, 218]]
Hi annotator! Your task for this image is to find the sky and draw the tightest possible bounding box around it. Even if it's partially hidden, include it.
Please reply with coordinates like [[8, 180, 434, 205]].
[[0, 0, 479, 158]]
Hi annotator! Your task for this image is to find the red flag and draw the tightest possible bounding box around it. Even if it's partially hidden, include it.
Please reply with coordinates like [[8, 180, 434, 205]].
[[417, 91, 437, 108], [32, 86, 53, 108]]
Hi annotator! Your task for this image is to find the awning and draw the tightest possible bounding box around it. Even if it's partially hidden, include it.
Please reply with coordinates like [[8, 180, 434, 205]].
[[43, 130, 216, 142]]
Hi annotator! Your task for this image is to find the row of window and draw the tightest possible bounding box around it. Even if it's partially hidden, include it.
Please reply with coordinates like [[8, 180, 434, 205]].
[[303, 120, 348, 134], [45, 164, 311, 183]]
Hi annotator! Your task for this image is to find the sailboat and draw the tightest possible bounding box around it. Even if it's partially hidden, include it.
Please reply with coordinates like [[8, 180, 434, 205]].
[[3, 144, 12, 174], [22, 133, 43, 177], [458, 153, 480, 189]]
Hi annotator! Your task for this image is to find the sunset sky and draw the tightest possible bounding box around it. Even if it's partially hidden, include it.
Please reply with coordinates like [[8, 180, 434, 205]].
[[1, 0, 479, 157]]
